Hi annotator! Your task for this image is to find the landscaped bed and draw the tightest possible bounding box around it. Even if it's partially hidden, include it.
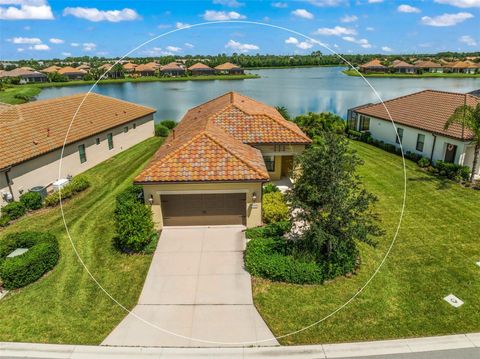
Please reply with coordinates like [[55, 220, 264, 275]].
[[0, 137, 163, 344], [252, 140, 480, 345]]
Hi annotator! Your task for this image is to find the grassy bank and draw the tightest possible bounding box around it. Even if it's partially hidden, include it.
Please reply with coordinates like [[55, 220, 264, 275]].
[[253, 140, 480, 345], [0, 137, 163, 344], [343, 69, 480, 78], [0, 86, 41, 105]]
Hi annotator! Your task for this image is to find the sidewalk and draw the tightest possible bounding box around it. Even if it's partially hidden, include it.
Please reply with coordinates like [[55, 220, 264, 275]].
[[1, 333, 480, 358]]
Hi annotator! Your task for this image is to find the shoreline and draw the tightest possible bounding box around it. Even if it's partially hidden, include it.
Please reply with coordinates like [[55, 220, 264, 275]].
[[342, 69, 480, 78]]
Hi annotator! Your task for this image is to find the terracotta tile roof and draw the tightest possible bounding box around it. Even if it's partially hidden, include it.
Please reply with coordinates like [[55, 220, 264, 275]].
[[135, 64, 157, 72], [40, 65, 61, 73], [188, 62, 213, 70], [123, 62, 138, 70], [76, 64, 90, 70], [360, 59, 385, 68], [98, 63, 112, 71], [57, 66, 87, 75], [214, 62, 241, 70], [0, 93, 156, 169], [354, 90, 479, 140], [135, 92, 310, 183], [160, 62, 184, 71], [145, 61, 161, 69], [392, 60, 415, 68], [451, 61, 480, 69], [0, 68, 46, 78], [415, 60, 441, 68]]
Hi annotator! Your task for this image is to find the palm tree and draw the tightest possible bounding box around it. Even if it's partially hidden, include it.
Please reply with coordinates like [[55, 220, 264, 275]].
[[275, 106, 290, 120], [444, 103, 480, 183]]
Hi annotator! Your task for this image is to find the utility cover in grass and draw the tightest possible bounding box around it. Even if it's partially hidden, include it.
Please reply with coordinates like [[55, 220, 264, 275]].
[[444, 294, 464, 308], [476, 261, 480, 268], [6, 248, 29, 258]]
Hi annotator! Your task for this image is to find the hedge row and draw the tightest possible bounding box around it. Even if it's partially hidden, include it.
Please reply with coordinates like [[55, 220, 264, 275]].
[[0, 231, 60, 289], [44, 176, 90, 207]]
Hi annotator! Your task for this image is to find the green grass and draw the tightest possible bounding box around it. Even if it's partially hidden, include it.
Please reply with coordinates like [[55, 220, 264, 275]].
[[342, 69, 480, 78], [253, 140, 480, 345], [0, 137, 163, 344], [0, 86, 41, 104]]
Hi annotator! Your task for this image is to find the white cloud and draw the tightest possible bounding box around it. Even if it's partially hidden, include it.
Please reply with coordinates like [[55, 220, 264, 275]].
[[166, 45, 181, 52], [307, 0, 346, 6], [17, 48, 24, 52], [184, 42, 194, 48], [203, 10, 246, 20], [63, 7, 140, 22], [271, 2, 288, 8], [313, 26, 357, 36], [8, 36, 41, 44], [366, 26, 375, 31], [82, 42, 96, 51], [157, 24, 171, 29], [434, 0, 480, 8], [381, 46, 393, 52], [23, 25, 30, 30], [398, 4, 421, 13], [213, 0, 244, 7], [340, 15, 358, 22], [29, 43, 49, 50], [70, 42, 79, 47], [225, 39, 259, 52], [175, 22, 191, 29], [459, 35, 477, 46], [368, 0, 383, 3], [421, 12, 473, 26], [291, 8, 314, 19], [0, 0, 53, 20], [342, 36, 372, 48], [61, 51, 71, 57], [285, 36, 299, 44], [285, 37, 316, 50], [49, 38, 63, 44]]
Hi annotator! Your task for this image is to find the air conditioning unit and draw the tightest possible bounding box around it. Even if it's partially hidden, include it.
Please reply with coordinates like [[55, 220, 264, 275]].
[[52, 178, 70, 192], [1, 191, 13, 202]]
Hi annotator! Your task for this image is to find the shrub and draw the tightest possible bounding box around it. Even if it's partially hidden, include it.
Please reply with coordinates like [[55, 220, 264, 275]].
[[434, 161, 470, 182], [262, 192, 289, 224], [0, 231, 59, 289], [246, 221, 291, 240], [417, 157, 431, 168], [263, 183, 280, 194], [0, 216, 10, 228], [113, 185, 154, 253], [154, 124, 170, 137], [1, 201, 26, 220], [20, 192, 43, 211], [347, 129, 362, 140], [44, 176, 90, 207], [159, 120, 177, 129]]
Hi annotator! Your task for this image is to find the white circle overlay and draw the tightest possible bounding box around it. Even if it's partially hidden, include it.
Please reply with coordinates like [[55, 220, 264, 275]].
[[57, 20, 407, 346]]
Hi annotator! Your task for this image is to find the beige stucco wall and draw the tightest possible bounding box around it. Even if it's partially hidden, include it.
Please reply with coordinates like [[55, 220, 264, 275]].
[[142, 182, 263, 229], [0, 114, 154, 207], [253, 144, 306, 180]]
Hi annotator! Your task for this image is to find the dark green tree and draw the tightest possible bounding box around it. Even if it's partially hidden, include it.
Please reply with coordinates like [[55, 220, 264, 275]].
[[287, 132, 382, 278], [275, 106, 290, 120], [293, 112, 346, 139]]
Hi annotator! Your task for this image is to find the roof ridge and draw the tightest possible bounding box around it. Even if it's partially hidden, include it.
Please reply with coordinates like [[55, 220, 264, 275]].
[[187, 92, 233, 113], [152, 131, 206, 165], [204, 131, 268, 179]]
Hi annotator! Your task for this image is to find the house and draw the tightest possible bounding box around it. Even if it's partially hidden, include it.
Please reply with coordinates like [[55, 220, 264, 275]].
[[40, 65, 62, 74], [359, 59, 387, 73], [76, 64, 90, 71], [391, 60, 416, 74], [0, 93, 156, 207], [214, 62, 244, 75], [0, 68, 47, 83], [134, 64, 157, 77], [188, 62, 215, 75], [134, 92, 311, 229], [122, 62, 138, 73], [57, 66, 87, 80], [450, 61, 479, 74], [348, 90, 480, 178], [414, 60, 443, 73], [160, 62, 185, 76]]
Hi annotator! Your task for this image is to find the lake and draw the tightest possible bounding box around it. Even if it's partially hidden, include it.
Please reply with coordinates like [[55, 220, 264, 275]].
[[37, 67, 480, 121]]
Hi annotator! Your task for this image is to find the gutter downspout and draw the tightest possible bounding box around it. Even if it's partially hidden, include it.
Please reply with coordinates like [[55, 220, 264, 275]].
[[0, 167, 14, 202], [430, 134, 437, 162]]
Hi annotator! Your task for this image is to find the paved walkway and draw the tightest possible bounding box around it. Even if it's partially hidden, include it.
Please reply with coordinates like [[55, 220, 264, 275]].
[[102, 226, 278, 347], [2, 333, 480, 358]]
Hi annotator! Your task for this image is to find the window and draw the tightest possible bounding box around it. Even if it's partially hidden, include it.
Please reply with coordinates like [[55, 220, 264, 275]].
[[107, 133, 114, 150], [133, 123, 136, 129], [78, 144, 87, 163], [359, 115, 370, 131], [124, 126, 128, 133], [416, 134, 425, 152], [263, 156, 275, 172], [396, 128, 404, 144], [95, 138, 100, 145], [274, 144, 286, 152]]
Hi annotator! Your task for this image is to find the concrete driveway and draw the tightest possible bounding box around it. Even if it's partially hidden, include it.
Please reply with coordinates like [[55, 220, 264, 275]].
[[102, 226, 278, 347]]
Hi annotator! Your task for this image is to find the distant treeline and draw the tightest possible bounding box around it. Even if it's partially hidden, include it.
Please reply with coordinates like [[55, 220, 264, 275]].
[[3, 51, 480, 71]]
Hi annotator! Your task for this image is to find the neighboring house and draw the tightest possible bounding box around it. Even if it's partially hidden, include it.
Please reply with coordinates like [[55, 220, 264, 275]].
[[40, 65, 62, 74], [57, 66, 87, 80], [76, 64, 90, 71], [450, 61, 479, 74], [348, 90, 480, 178], [160, 62, 185, 76], [359, 59, 387, 73], [122, 62, 138, 73], [391, 60, 416, 74], [0, 93, 156, 207], [414, 60, 443, 73], [135, 92, 311, 229], [0, 68, 47, 83], [214, 62, 244, 75], [188, 62, 215, 75], [134, 64, 157, 77]]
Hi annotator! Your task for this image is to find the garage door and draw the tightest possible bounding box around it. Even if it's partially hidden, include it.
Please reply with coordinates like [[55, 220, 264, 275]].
[[161, 193, 246, 226]]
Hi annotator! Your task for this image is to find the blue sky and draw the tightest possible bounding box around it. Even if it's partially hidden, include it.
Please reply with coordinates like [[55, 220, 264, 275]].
[[0, 0, 479, 60]]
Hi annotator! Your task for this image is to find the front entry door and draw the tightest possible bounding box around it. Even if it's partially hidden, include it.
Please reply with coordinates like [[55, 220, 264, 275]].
[[444, 144, 457, 163]]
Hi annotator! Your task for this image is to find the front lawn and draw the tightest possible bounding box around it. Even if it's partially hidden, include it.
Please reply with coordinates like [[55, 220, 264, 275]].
[[0, 137, 163, 344], [0, 86, 41, 104], [253, 140, 480, 345]]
